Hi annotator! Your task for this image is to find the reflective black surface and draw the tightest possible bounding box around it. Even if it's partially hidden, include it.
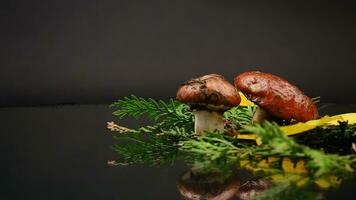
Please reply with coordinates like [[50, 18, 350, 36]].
[[1, 104, 356, 199]]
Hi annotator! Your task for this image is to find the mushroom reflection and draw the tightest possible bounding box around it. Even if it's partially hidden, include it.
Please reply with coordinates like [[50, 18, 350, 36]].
[[236, 179, 273, 200], [176, 170, 272, 200]]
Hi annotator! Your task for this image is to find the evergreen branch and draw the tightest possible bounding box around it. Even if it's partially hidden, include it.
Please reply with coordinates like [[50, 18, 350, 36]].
[[224, 106, 256, 129], [110, 95, 194, 131], [295, 121, 356, 154], [179, 132, 241, 173]]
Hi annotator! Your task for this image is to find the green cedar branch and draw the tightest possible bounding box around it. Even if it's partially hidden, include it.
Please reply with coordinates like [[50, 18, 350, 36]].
[[110, 95, 194, 131]]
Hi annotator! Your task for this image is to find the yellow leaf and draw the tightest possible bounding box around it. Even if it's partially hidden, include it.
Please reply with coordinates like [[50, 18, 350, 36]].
[[238, 92, 255, 106]]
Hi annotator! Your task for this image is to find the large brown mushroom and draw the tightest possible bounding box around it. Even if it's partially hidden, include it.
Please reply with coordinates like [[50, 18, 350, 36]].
[[176, 74, 241, 135], [234, 71, 319, 123]]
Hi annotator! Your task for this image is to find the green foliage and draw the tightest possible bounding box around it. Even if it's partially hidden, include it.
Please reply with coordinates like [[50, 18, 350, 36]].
[[296, 121, 356, 154], [224, 106, 256, 129], [110, 95, 194, 131], [179, 132, 240, 173], [110, 96, 195, 165]]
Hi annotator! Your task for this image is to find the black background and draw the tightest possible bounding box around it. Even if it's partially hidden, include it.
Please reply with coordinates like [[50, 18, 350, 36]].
[[2, 0, 356, 107]]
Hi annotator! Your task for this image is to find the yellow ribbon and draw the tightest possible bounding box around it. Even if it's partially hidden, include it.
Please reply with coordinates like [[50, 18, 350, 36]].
[[236, 113, 356, 142]]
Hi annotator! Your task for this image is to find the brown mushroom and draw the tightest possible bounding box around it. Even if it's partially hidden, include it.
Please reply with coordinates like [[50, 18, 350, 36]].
[[176, 74, 241, 135], [234, 71, 319, 123]]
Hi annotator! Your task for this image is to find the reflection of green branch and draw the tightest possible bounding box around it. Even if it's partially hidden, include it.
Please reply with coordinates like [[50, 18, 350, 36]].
[[253, 182, 324, 200], [181, 122, 356, 180], [252, 122, 356, 179], [181, 122, 355, 199], [112, 125, 193, 166]]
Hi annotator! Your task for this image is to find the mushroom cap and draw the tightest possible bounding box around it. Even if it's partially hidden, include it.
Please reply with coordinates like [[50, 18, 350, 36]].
[[234, 71, 319, 122], [176, 74, 241, 111]]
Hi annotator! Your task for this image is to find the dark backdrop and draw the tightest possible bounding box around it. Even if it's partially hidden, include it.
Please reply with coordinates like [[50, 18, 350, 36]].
[[2, 0, 356, 106]]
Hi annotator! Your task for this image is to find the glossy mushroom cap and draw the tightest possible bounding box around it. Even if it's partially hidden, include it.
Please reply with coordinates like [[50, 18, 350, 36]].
[[234, 71, 319, 122], [176, 74, 241, 111]]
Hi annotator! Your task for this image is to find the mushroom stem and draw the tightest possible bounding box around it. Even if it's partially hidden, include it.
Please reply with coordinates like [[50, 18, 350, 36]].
[[193, 110, 225, 135], [252, 106, 270, 123]]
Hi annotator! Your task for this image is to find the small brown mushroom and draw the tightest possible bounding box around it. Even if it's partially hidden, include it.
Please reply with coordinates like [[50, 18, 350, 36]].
[[234, 71, 319, 123], [177, 74, 241, 135]]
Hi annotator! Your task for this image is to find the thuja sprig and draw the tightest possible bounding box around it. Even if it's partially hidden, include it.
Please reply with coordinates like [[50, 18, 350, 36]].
[[179, 132, 241, 173], [224, 106, 256, 129], [295, 121, 356, 154], [110, 95, 194, 131]]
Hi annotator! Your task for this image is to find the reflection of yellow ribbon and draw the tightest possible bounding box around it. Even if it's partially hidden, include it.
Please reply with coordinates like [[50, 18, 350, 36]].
[[240, 157, 342, 188]]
